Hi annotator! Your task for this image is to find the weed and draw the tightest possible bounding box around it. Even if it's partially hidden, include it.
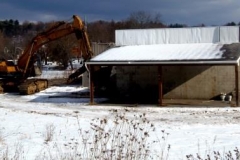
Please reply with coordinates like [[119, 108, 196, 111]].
[[186, 147, 240, 160], [0, 143, 25, 160], [40, 108, 170, 159], [43, 123, 55, 144]]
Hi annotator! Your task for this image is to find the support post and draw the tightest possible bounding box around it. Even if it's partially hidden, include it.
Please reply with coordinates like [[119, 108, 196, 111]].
[[89, 65, 94, 105], [235, 64, 239, 106], [158, 65, 163, 106]]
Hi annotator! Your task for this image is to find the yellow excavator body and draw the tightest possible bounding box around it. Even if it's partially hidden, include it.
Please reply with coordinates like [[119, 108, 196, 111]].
[[0, 61, 17, 73]]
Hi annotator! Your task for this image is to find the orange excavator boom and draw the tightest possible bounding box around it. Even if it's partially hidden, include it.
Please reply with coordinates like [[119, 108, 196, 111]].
[[17, 15, 93, 79]]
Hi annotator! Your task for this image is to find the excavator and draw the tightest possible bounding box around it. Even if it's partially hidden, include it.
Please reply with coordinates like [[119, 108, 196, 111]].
[[0, 15, 94, 95]]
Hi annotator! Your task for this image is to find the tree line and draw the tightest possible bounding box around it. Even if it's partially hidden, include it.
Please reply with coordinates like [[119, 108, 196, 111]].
[[0, 11, 239, 69]]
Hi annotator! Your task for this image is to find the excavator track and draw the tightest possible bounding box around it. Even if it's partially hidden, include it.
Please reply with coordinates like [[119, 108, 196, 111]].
[[18, 79, 48, 95]]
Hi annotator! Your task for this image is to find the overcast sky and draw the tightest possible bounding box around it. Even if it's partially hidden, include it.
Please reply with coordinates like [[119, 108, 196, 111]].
[[0, 0, 240, 26]]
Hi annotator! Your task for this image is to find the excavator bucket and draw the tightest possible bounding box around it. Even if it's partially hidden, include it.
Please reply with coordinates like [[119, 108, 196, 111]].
[[67, 65, 87, 83]]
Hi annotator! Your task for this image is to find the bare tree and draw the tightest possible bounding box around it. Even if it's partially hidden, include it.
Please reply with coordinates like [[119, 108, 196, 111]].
[[87, 20, 114, 43], [126, 11, 165, 29], [0, 33, 14, 60], [47, 34, 78, 69], [0, 32, 5, 59], [128, 11, 151, 28]]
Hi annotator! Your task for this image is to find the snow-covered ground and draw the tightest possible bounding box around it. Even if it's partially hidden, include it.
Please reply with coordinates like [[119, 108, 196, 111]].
[[0, 71, 240, 159]]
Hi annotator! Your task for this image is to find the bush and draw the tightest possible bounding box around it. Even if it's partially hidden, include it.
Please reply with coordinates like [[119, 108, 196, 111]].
[[40, 109, 170, 160]]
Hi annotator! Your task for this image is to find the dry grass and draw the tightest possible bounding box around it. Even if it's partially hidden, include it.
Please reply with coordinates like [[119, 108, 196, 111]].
[[186, 147, 240, 160], [0, 130, 4, 145], [0, 109, 239, 160], [38, 108, 170, 160], [43, 123, 55, 144], [0, 143, 25, 160]]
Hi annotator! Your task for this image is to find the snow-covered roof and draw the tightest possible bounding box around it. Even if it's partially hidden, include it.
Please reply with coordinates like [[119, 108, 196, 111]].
[[87, 43, 240, 65], [87, 27, 240, 65]]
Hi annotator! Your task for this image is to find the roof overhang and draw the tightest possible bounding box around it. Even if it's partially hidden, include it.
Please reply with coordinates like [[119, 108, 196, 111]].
[[86, 43, 240, 66]]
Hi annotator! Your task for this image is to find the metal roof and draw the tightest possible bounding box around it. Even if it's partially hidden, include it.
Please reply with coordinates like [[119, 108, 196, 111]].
[[87, 43, 240, 65]]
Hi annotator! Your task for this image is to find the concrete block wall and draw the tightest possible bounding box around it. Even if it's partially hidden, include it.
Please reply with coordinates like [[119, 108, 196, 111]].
[[163, 65, 235, 99], [116, 65, 237, 100], [116, 66, 158, 100], [82, 42, 114, 87]]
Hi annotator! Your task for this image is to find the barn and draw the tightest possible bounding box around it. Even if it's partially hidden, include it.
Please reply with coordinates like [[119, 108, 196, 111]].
[[86, 26, 240, 106]]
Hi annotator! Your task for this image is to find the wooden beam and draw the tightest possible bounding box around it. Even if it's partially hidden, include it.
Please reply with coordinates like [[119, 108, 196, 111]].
[[89, 65, 94, 105], [158, 65, 163, 106], [235, 64, 239, 106]]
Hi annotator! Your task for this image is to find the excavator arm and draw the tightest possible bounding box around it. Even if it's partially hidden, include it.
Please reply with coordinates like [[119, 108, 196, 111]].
[[0, 15, 95, 95], [17, 15, 93, 79]]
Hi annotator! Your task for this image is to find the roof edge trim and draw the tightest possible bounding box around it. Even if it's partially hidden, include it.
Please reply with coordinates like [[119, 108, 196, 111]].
[[86, 60, 238, 65]]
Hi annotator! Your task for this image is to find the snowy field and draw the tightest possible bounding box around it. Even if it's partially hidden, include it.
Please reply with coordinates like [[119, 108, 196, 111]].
[[0, 71, 240, 159]]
